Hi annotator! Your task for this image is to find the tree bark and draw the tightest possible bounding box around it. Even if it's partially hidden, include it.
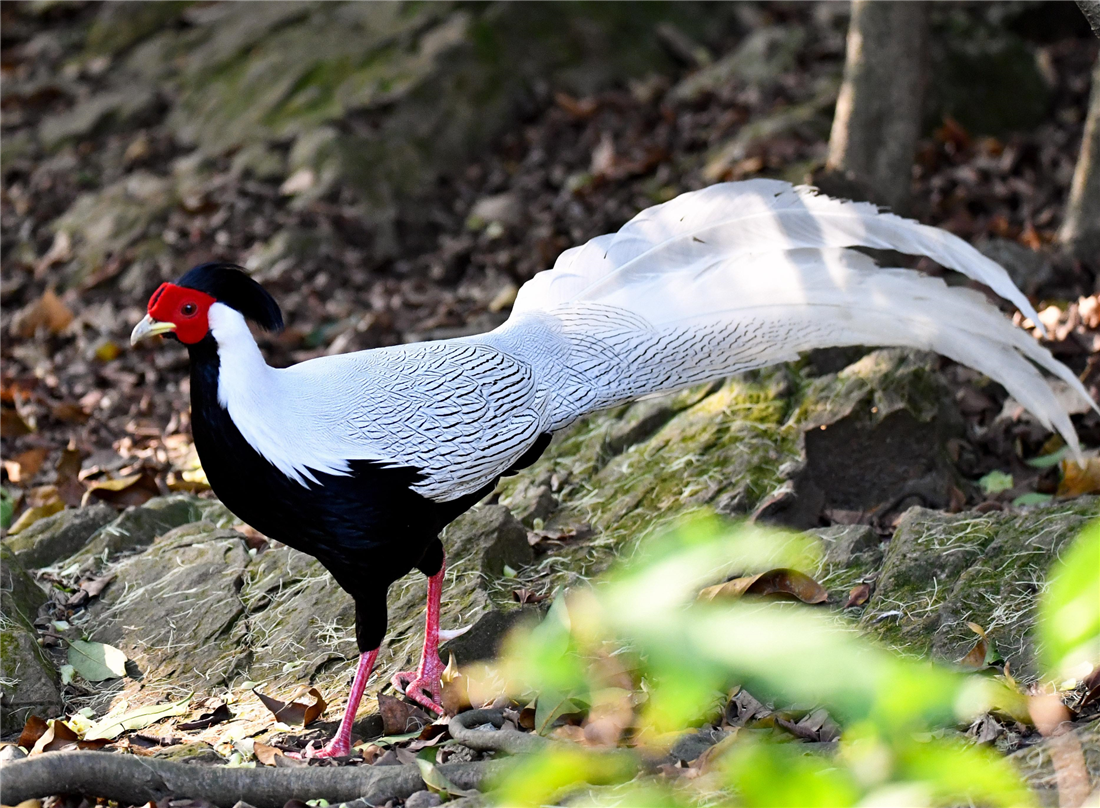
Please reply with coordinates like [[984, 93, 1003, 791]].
[[824, 1, 929, 214], [1059, 57, 1100, 261]]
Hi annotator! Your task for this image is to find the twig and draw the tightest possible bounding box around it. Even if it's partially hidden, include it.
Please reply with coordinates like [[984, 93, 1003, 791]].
[[0, 752, 504, 808]]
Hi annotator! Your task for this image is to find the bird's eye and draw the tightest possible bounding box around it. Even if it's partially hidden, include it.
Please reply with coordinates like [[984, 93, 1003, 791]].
[[181, 302, 197, 316]]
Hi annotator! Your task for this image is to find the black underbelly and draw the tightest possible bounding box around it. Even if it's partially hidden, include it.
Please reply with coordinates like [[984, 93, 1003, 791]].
[[188, 354, 454, 593]]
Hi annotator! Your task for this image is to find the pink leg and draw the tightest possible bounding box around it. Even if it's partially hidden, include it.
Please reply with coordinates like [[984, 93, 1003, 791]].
[[391, 558, 447, 713], [292, 647, 378, 759]]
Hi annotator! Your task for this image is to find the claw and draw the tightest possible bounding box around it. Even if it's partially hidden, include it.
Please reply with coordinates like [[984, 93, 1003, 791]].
[[391, 654, 446, 714], [287, 736, 352, 760]]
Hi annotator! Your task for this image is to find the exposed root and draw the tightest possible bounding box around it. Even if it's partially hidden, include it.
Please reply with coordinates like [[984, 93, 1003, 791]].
[[0, 751, 503, 808], [448, 709, 551, 754]]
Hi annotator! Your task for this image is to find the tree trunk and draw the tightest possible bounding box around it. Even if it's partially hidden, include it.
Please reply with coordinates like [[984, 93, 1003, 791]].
[[1059, 58, 1100, 262], [824, 1, 929, 214]]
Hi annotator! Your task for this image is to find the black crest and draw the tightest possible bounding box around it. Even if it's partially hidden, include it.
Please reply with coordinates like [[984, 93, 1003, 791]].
[[177, 262, 284, 332]]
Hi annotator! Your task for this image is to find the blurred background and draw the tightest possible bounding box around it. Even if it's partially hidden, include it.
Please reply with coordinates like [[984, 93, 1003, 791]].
[[1, 1, 1098, 513]]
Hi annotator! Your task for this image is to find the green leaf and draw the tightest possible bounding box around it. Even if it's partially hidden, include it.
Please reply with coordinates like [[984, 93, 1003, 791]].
[[1011, 492, 1052, 507], [416, 757, 476, 798], [896, 735, 1035, 808], [363, 730, 423, 748], [1026, 447, 1069, 469], [493, 746, 638, 807], [534, 688, 583, 736], [1038, 520, 1100, 678], [84, 695, 192, 740], [979, 470, 1013, 495], [721, 738, 861, 807], [0, 487, 14, 529], [67, 639, 128, 682]]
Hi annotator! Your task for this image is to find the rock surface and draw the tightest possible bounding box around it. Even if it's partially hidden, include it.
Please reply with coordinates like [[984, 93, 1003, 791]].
[[5, 505, 115, 569], [0, 546, 61, 733], [862, 498, 1099, 677]]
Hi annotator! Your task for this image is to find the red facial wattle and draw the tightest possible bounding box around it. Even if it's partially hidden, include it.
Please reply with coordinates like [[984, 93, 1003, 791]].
[[147, 283, 216, 344]]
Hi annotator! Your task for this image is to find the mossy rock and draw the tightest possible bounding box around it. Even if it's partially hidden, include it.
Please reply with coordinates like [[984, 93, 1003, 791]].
[[53, 172, 176, 287], [862, 498, 1099, 676], [64, 494, 212, 573], [497, 348, 960, 598], [0, 547, 62, 734], [85, 522, 253, 686], [1, 544, 48, 631], [4, 504, 115, 570]]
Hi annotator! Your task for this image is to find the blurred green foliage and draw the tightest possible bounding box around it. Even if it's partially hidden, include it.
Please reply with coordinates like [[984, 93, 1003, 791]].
[[482, 514, 1100, 807], [1038, 520, 1100, 681]]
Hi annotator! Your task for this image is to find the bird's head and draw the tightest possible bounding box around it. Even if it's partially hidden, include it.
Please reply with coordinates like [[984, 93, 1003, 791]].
[[130, 262, 283, 347]]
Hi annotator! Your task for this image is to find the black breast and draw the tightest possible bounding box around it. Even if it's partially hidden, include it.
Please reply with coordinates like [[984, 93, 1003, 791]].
[[184, 336, 486, 599]]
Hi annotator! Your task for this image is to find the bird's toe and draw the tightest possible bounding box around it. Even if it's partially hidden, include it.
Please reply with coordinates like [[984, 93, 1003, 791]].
[[392, 669, 444, 714]]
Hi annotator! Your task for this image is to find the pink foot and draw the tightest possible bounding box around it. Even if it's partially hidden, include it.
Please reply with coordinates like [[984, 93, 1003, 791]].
[[391, 651, 446, 714], [287, 736, 352, 759]]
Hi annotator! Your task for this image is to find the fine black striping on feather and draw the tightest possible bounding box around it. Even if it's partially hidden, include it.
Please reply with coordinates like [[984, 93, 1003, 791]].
[[502, 432, 552, 476], [186, 333, 492, 650], [178, 262, 284, 332]]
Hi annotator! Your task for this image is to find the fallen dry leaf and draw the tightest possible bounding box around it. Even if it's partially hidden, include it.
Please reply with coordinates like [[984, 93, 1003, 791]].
[[28, 720, 105, 755], [3, 447, 47, 484], [360, 743, 385, 764], [56, 442, 86, 507], [82, 469, 159, 508], [512, 588, 549, 605], [66, 574, 115, 607], [10, 288, 74, 338], [699, 568, 828, 604], [253, 741, 284, 766], [845, 583, 871, 608], [958, 622, 989, 670], [582, 687, 634, 747], [17, 715, 48, 750], [253, 686, 327, 727], [177, 703, 231, 731], [7, 496, 64, 535], [1078, 295, 1099, 330], [1029, 692, 1090, 807], [48, 399, 89, 424], [440, 653, 471, 717], [377, 692, 432, 735], [1058, 457, 1100, 498], [554, 91, 598, 119], [29, 721, 78, 755], [0, 403, 35, 437]]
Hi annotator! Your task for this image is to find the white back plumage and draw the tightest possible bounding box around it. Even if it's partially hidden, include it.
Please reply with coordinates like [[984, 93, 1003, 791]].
[[214, 181, 1096, 502]]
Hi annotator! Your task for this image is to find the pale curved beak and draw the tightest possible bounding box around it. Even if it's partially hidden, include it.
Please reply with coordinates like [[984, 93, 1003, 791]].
[[130, 314, 176, 346]]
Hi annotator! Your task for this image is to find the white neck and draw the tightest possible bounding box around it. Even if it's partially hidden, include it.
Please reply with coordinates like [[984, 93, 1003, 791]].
[[208, 303, 272, 410]]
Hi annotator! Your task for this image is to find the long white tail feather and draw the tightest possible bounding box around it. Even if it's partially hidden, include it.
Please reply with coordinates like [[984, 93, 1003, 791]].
[[503, 181, 1096, 462], [513, 179, 1045, 331]]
